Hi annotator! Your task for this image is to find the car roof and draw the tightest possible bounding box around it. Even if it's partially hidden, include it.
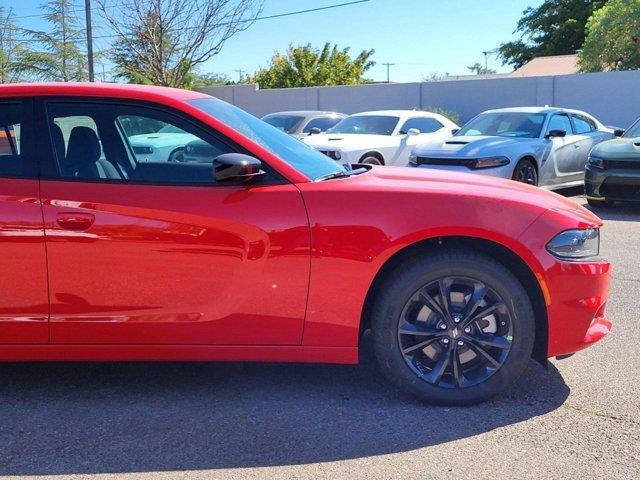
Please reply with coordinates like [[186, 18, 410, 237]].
[[350, 110, 437, 117], [0, 82, 209, 102], [263, 110, 346, 117], [482, 106, 592, 116]]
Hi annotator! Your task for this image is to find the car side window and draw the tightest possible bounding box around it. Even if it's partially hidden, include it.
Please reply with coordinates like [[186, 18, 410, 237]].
[[547, 114, 574, 136], [399, 117, 444, 134], [0, 103, 27, 177], [302, 117, 343, 133], [572, 114, 596, 134], [44, 101, 257, 185]]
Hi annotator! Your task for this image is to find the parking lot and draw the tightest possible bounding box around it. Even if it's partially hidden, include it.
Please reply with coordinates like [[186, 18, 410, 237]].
[[0, 191, 638, 480]]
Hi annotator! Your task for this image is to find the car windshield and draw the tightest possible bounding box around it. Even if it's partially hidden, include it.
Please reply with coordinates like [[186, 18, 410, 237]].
[[189, 97, 348, 180], [158, 124, 186, 134], [329, 115, 399, 135], [624, 118, 640, 138], [457, 112, 546, 138], [261, 114, 305, 134]]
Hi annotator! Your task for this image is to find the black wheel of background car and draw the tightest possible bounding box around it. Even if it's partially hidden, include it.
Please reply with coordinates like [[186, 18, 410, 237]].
[[168, 148, 185, 163], [512, 159, 538, 186], [360, 154, 383, 165], [371, 249, 535, 405], [587, 198, 614, 208]]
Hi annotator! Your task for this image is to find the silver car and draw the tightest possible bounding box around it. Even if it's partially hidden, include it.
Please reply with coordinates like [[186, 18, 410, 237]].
[[409, 107, 615, 189], [262, 111, 346, 139]]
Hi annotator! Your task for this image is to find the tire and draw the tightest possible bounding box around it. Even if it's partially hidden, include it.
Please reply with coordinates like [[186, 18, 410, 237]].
[[360, 154, 383, 165], [371, 249, 535, 405], [512, 159, 538, 186], [587, 198, 613, 208], [168, 148, 185, 163]]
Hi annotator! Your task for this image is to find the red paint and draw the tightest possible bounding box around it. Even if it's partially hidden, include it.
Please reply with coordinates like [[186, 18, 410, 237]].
[[0, 83, 611, 364]]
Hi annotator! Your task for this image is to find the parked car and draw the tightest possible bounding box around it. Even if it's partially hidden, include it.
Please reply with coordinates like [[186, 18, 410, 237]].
[[585, 117, 640, 207], [302, 110, 459, 166], [410, 107, 615, 189], [127, 123, 199, 163], [261, 111, 346, 139], [0, 83, 611, 405]]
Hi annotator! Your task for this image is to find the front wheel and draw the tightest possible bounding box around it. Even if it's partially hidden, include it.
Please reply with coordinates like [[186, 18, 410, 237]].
[[371, 250, 535, 405], [512, 159, 538, 186]]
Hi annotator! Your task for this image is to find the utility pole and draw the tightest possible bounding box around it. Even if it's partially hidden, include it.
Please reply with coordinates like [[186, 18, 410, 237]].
[[85, 0, 95, 82], [382, 62, 395, 83], [234, 69, 245, 83]]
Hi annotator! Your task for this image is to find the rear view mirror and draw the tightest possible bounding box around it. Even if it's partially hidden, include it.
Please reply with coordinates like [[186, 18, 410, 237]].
[[546, 129, 567, 139], [213, 153, 263, 183], [614, 129, 625, 137], [406, 128, 421, 136]]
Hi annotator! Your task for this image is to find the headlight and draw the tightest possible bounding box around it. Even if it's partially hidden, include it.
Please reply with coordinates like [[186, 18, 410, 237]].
[[546, 228, 600, 260], [469, 156, 510, 169], [588, 156, 605, 169]]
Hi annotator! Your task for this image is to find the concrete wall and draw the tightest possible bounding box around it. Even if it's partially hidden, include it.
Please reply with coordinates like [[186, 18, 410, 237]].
[[198, 70, 640, 127]]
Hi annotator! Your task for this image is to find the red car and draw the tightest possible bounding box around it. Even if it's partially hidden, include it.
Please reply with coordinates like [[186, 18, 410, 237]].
[[0, 83, 611, 405]]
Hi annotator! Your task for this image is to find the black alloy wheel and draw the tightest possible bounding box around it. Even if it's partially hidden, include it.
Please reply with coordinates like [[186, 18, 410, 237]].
[[512, 159, 538, 186]]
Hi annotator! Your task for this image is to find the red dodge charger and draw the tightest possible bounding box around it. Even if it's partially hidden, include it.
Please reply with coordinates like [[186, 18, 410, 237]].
[[0, 83, 611, 404]]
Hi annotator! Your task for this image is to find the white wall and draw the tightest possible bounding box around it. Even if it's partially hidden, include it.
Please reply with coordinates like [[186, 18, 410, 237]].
[[198, 70, 640, 127]]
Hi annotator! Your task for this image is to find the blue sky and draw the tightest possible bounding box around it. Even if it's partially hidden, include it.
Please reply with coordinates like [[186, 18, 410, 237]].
[[6, 0, 543, 82]]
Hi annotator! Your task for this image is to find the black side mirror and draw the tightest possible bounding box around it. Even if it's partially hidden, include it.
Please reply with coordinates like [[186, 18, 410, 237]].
[[546, 129, 567, 139], [213, 153, 263, 183], [451, 128, 460, 135], [309, 127, 322, 135], [614, 129, 625, 137]]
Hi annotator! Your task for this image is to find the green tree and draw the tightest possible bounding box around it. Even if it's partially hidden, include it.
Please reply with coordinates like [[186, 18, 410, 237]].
[[578, 0, 640, 71], [499, 0, 607, 68], [250, 43, 375, 89], [467, 63, 497, 75], [187, 72, 234, 89], [0, 7, 23, 83], [16, 0, 87, 81]]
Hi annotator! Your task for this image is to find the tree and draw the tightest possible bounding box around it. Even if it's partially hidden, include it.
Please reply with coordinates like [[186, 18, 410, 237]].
[[98, 0, 263, 88], [187, 72, 234, 89], [578, 0, 640, 71], [16, 0, 87, 81], [467, 63, 496, 75], [499, 0, 607, 68], [250, 43, 375, 89], [0, 7, 23, 83]]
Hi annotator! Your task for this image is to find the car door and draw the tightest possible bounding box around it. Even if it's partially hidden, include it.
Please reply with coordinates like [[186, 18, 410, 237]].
[[571, 114, 607, 173], [540, 113, 581, 187], [0, 99, 49, 343], [36, 98, 310, 345], [391, 117, 447, 166]]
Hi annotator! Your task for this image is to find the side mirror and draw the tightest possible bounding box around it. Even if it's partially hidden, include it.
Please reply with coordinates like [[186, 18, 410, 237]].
[[406, 128, 421, 136], [213, 153, 263, 183], [546, 129, 567, 139], [451, 128, 460, 135], [614, 129, 625, 137], [308, 127, 322, 135]]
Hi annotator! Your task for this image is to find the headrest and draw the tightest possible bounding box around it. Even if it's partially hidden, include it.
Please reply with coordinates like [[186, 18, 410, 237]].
[[65, 126, 101, 169], [50, 123, 66, 161]]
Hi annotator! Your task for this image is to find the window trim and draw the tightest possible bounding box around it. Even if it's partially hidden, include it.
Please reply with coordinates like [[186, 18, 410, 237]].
[[35, 96, 288, 187], [571, 113, 596, 134], [0, 98, 37, 180]]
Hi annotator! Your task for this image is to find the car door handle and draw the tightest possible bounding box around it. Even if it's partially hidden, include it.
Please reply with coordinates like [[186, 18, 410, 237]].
[[56, 213, 95, 231]]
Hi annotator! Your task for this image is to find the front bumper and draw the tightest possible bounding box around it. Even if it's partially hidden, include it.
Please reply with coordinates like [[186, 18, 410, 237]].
[[585, 164, 640, 202], [519, 209, 612, 358], [411, 162, 513, 179]]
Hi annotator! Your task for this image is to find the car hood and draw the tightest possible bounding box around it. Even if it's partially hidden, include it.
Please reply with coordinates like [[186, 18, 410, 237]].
[[302, 133, 396, 150], [128, 132, 198, 147], [413, 135, 536, 157], [591, 137, 640, 159], [343, 166, 602, 227]]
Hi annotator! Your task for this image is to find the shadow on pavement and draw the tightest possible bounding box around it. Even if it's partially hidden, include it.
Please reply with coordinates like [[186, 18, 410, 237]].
[[0, 340, 569, 476], [583, 203, 640, 222]]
